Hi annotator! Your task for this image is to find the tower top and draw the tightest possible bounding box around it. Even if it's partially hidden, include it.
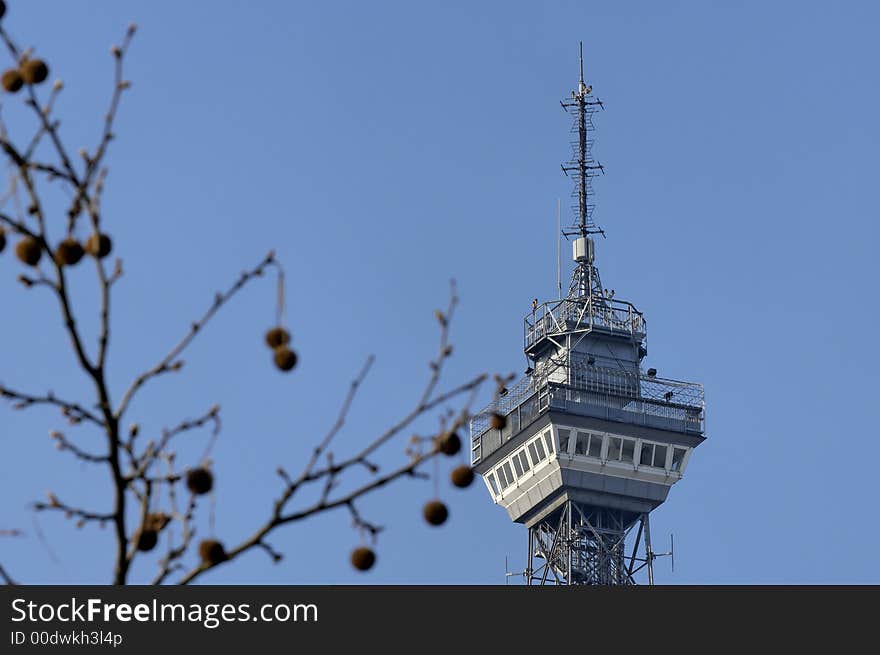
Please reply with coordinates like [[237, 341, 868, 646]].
[[561, 43, 606, 299], [468, 42, 706, 587]]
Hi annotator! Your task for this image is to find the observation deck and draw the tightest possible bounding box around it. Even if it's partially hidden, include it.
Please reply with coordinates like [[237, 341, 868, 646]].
[[470, 364, 704, 466]]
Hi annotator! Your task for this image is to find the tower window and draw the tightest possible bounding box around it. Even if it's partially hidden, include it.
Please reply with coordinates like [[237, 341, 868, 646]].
[[558, 428, 571, 455], [528, 437, 547, 465], [607, 437, 622, 460], [486, 472, 499, 495], [639, 443, 653, 467], [495, 465, 509, 490], [575, 431, 589, 456], [588, 433, 603, 459], [511, 454, 524, 477], [518, 450, 531, 473], [653, 444, 667, 469], [502, 462, 515, 487], [621, 439, 635, 463], [543, 430, 554, 455], [671, 447, 687, 472], [534, 437, 547, 461]]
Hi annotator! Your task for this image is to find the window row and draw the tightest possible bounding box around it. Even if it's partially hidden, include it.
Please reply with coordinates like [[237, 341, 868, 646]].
[[486, 429, 554, 496], [558, 428, 687, 473]]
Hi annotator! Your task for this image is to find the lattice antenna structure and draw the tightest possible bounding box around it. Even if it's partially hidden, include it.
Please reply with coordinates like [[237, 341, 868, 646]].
[[561, 42, 607, 300]]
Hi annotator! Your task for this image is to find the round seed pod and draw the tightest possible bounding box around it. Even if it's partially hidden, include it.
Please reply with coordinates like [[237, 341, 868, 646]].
[[450, 465, 475, 489], [422, 500, 449, 526], [265, 326, 290, 349], [437, 431, 461, 456], [186, 467, 213, 495], [54, 237, 84, 266], [15, 237, 41, 266], [350, 546, 376, 572], [0, 227, 6, 254], [198, 539, 227, 566], [1, 68, 22, 93], [21, 59, 49, 85], [135, 528, 158, 552], [84, 232, 113, 259], [490, 412, 507, 431], [273, 346, 297, 372]]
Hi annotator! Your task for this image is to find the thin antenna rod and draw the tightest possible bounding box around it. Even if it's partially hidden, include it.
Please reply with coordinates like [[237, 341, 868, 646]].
[[579, 40, 584, 84]]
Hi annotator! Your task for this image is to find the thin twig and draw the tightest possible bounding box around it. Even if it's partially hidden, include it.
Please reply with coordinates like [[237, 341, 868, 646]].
[[0, 563, 17, 585], [115, 252, 278, 420], [0, 384, 103, 427]]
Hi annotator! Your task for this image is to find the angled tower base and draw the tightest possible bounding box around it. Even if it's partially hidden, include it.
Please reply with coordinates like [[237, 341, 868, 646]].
[[527, 502, 655, 585]]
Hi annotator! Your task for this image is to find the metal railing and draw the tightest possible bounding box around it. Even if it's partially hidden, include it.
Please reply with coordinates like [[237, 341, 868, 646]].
[[470, 365, 704, 464], [524, 296, 646, 349]]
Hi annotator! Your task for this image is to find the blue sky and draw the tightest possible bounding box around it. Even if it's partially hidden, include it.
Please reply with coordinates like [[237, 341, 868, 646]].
[[1, 0, 878, 584]]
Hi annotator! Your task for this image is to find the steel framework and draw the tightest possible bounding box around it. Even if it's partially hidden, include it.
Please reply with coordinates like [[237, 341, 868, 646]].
[[526, 502, 658, 585]]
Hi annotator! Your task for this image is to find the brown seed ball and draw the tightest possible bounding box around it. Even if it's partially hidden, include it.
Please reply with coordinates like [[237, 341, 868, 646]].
[[15, 237, 41, 266], [85, 232, 113, 259], [135, 528, 158, 552], [423, 500, 449, 526], [437, 431, 461, 456], [273, 346, 298, 372], [350, 546, 376, 572], [0, 227, 6, 254], [186, 467, 213, 495], [1, 68, 22, 93], [198, 539, 227, 566], [21, 59, 49, 85], [450, 465, 475, 489], [265, 326, 291, 349], [490, 412, 507, 431], [54, 237, 84, 266]]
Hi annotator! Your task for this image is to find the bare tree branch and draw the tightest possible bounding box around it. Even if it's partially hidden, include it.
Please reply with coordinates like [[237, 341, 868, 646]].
[[33, 493, 114, 524], [0, 563, 17, 585], [0, 15, 486, 587], [0, 384, 103, 426], [50, 430, 108, 463], [115, 252, 278, 420], [175, 282, 484, 584]]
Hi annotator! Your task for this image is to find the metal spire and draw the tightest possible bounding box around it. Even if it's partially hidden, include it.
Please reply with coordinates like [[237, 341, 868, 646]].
[[561, 42, 606, 299]]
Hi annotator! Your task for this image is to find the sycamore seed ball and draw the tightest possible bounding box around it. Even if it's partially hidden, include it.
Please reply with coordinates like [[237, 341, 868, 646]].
[[450, 465, 475, 489], [135, 528, 158, 552], [198, 539, 227, 566], [1, 68, 22, 93], [490, 412, 507, 431], [351, 546, 376, 572], [21, 59, 49, 85], [438, 431, 462, 456], [265, 326, 291, 349], [15, 237, 41, 267], [85, 232, 113, 259], [273, 346, 298, 372], [423, 500, 449, 526], [55, 237, 84, 266], [186, 467, 214, 495]]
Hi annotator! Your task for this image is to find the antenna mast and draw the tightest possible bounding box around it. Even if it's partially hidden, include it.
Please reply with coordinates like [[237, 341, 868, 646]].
[[561, 42, 606, 299]]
